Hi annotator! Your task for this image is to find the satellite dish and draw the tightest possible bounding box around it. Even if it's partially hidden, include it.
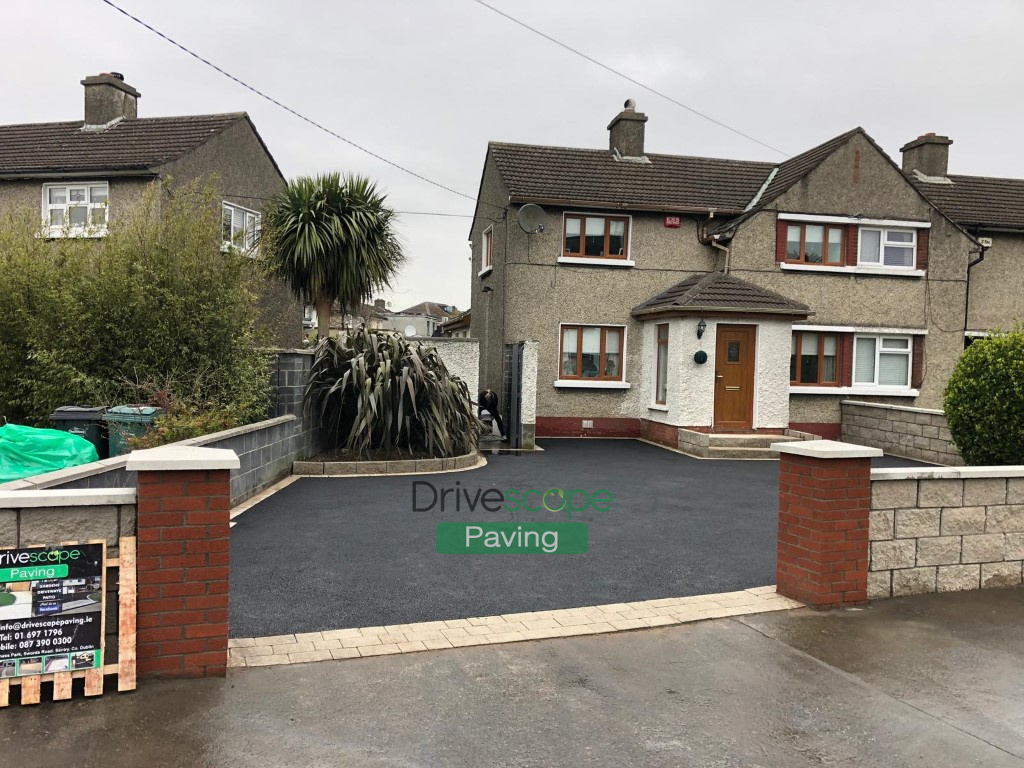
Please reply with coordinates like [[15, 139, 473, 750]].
[[403, 324, 417, 337], [518, 204, 547, 234]]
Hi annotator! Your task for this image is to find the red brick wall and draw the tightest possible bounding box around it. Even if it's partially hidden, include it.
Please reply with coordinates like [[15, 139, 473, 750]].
[[536, 417, 641, 438], [640, 419, 678, 447], [136, 468, 230, 678], [789, 422, 841, 440], [777, 453, 870, 609]]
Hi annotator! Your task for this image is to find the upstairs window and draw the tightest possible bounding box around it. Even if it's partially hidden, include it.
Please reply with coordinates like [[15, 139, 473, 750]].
[[858, 227, 916, 268], [482, 226, 493, 272], [563, 215, 629, 260], [222, 202, 260, 253], [791, 332, 840, 386], [854, 335, 912, 387], [43, 182, 108, 237], [560, 325, 624, 381], [785, 222, 844, 265]]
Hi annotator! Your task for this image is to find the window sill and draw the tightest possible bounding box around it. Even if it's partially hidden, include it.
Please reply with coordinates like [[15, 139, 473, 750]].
[[478, 266, 493, 278], [790, 386, 920, 397], [43, 229, 108, 239], [554, 380, 631, 390], [648, 403, 669, 412], [780, 263, 924, 278], [558, 257, 635, 267]]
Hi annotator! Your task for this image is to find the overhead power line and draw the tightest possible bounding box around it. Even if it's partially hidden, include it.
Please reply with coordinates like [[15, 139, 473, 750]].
[[99, 0, 490, 206], [472, 0, 789, 157]]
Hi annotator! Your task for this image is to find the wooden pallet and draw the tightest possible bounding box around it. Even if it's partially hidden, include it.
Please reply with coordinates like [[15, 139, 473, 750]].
[[0, 537, 136, 707]]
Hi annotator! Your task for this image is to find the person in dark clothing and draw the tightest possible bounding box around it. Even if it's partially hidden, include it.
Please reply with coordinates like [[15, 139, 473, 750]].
[[477, 387, 506, 439]]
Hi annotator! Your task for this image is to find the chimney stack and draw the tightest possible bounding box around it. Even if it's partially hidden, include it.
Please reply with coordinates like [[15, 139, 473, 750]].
[[374, 298, 386, 310], [608, 99, 648, 159], [900, 132, 952, 178], [82, 72, 140, 128]]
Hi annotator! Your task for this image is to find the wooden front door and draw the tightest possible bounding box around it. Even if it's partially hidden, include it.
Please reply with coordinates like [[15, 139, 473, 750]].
[[713, 324, 756, 431]]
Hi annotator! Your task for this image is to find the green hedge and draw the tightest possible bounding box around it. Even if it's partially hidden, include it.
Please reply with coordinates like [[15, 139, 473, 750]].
[[944, 329, 1024, 465], [0, 179, 270, 428]]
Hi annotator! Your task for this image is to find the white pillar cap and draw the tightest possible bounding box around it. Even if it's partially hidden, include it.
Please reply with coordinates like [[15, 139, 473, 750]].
[[125, 446, 240, 472], [773, 440, 883, 460]]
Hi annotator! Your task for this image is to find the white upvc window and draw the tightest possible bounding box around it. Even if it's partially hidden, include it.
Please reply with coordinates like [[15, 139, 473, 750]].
[[222, 202, 261, 254], [853, 335, 912, 388], [858, 227, 916, 268], [42, 182, 109, 237], [481, 225, 493, 274]]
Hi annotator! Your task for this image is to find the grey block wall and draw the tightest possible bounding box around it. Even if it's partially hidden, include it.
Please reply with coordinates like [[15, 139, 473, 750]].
[[841, 400, 964, 466]]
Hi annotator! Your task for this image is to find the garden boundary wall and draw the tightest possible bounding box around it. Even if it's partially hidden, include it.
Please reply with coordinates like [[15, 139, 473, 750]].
[[840, 400, 963, 466], [0, 350, 318, 506], [868, 466, 1024, 598], [773, 440, 1023, 609]]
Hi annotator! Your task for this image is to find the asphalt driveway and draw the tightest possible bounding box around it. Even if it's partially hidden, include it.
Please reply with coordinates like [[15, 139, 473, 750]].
[[229, 439, 922, 638]]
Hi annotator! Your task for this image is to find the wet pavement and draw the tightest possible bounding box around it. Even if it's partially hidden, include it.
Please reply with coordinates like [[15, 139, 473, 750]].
[[4, 589, 1022, 767]]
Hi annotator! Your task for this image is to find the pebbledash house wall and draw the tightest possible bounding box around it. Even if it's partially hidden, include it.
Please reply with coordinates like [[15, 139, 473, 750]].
[[966, 232, 1024, 333], [472, 131, 976, 439], [841, 400, 963, 466], [868, 468, 1024, 598], [0, 351, 318, 505]]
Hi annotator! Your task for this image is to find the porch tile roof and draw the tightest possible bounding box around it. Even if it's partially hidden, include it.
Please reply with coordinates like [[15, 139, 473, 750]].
[[633, 271, 812, 317]]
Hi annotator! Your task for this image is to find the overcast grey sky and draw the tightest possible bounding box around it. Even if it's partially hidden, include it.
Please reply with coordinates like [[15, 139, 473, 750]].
[[5, 1, 1024, 311]]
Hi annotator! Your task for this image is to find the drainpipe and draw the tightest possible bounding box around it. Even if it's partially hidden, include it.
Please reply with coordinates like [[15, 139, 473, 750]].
[[964, 239, 987, 334], [710, 237, 731, 274]]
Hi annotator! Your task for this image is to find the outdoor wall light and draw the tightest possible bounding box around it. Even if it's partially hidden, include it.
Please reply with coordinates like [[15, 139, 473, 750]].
[[696, 319, 707, 339], [482, 286, 493, 293]]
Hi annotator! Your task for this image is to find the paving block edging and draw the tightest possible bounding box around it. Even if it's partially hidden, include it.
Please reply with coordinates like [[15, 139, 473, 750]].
[[293, 451, 484, 476]]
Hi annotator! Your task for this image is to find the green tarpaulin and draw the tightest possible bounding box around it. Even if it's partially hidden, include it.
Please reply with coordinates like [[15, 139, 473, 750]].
[[0, 423, 99, 482]]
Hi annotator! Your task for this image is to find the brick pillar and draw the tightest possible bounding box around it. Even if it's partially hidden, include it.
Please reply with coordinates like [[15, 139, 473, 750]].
[[126, 447, 240, 678], [773, 440, 881, 609]]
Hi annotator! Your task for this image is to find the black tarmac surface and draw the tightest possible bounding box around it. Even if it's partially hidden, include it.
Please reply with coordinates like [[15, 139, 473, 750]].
[[229, 438, 922, 638], [6, 591, 1022, 767]]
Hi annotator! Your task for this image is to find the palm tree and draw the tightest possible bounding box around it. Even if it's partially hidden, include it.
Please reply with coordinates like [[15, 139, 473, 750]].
[[261, 173, 404, 340]]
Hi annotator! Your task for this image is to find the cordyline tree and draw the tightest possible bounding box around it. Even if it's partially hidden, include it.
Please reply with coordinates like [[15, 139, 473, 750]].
[[260, 173, 404, 339]]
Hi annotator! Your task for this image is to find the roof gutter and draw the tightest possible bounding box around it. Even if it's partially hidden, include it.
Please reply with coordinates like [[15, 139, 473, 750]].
[[507, 195, 745, 216], [0, 168, 158, 180]]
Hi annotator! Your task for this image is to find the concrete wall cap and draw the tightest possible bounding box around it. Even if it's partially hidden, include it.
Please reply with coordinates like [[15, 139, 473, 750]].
[[126, 446, 240, 472], [872, 466, 1024, 481], [841, 400, 945, 416], [0, 488, 136, 509], [773, 439, 883, 459]]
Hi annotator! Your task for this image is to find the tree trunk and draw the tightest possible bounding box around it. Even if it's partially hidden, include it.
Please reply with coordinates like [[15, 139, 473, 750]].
[[316, 296, 333, 341]]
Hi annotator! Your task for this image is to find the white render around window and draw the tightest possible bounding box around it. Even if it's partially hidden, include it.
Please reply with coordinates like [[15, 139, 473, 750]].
[[43, 182, 108, 237], [222, 202, 261, 253]]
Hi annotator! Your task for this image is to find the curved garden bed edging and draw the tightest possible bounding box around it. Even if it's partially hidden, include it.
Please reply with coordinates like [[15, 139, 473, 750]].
[[293, 451, 485, 477]]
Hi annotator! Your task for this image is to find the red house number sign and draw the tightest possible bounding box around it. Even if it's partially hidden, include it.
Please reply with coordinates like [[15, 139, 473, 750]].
[[664, 216, 681, 228]]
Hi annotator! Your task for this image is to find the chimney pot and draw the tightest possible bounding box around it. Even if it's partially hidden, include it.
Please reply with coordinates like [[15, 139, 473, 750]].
[[374, 298, 386, 310], [607, 99, 648, 158], [900, 132, 952, 177], [81, 73, 140, 127]]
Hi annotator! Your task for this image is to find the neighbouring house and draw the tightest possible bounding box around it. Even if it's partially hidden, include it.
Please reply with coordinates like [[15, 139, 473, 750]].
[[440, 309, 472, 338], [468, 100, 1022, 444], [389, 301, 459, 337], [0, 72, 302, 346], [304, 298, 392, 336]]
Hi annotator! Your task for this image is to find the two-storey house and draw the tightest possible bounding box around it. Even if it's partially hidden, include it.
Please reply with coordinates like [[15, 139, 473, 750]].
[[469, 101, 1014, 450], [0, 72, 302, 346]]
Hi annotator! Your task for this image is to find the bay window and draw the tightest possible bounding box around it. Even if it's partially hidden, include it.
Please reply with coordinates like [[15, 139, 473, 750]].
[[858, 227, 915, 268], [43, 182, 108, 236], [853, 335, 912, 387], [655, 323, 669, 403], [790, 332, 840, 386], [785, 222, 844, 265], [560, 325, 624, 381], [563, 215, 629, 260]]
